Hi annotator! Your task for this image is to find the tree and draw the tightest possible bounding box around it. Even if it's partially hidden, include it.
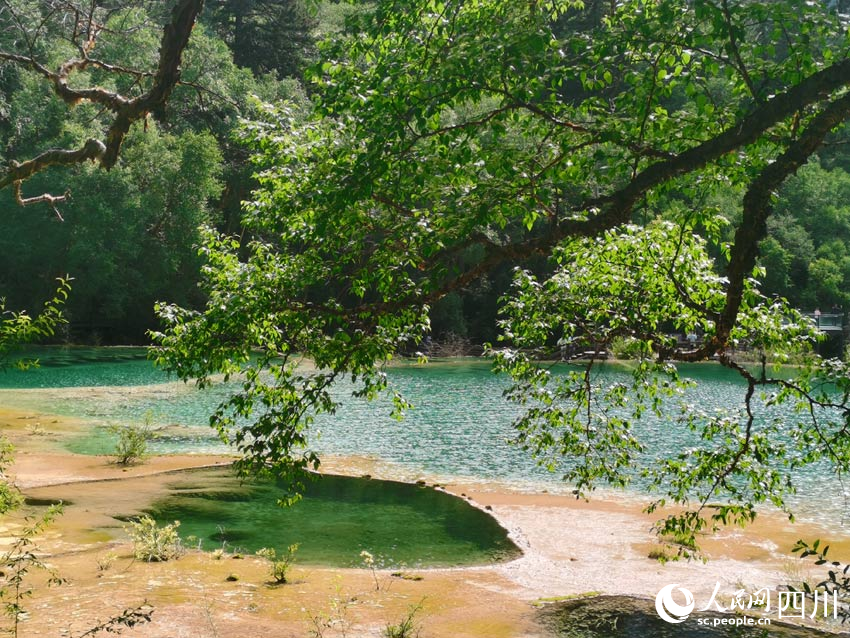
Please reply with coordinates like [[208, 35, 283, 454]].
[[203, 0, 317, 79], [0, 0, 204, 206], [0, 124, 223, 341], [150, 0, 850, 551], [0, 1, 310, 341]]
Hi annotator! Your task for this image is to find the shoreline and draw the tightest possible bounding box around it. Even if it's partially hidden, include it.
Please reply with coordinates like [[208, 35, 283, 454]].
[[3, 406, 850, 635]]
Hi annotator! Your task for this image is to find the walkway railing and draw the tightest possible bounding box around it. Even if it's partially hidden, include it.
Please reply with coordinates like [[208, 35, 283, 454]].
[[803, 312, 845, 330]]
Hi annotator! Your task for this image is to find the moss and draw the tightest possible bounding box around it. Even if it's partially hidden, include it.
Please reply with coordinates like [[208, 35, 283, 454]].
[[391, 571, 424, 581], [532, 592, 602, 608]]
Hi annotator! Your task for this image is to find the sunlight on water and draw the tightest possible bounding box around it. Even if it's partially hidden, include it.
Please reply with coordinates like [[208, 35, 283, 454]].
[[1, 347, 847, 529]]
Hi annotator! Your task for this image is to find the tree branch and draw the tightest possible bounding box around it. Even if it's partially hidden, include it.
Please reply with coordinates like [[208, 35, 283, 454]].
[[715, 89, 850, 348], [377, 58, 850, 318], [0, 139, 106, 190], [0, 0, 205, 201], [101, 0, 205, 169]]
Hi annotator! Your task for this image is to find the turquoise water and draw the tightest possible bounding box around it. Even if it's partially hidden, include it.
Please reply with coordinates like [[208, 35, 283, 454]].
[[135, 467, 519, 567], [1, 347, 847, 527], [0, 346, 170, 387]]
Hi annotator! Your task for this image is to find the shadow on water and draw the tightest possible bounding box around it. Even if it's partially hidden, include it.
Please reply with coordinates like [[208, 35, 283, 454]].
[[137, 467, 521, 568], [538, 596, 848, 637]]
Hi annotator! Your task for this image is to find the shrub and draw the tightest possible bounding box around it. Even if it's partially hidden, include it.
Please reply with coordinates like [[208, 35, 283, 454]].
[[109, 419, 155, 466], [384, 601, 424, 638], [125, 516, 184, 562], [96, 552, 118, 572], [256, 544, 298, 584], [0, 437, 23, 514]]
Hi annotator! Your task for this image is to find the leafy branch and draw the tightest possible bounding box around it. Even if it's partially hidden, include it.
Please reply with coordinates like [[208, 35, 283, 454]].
[[790, 539, 850, 623]]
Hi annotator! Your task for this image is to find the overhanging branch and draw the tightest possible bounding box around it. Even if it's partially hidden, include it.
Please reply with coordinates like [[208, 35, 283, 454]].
[[0, 0, 205, 203], [401, 60, 850, 315]]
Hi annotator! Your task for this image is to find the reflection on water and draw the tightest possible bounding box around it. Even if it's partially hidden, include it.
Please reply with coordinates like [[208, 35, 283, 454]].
[[1, 348, 848, 528]]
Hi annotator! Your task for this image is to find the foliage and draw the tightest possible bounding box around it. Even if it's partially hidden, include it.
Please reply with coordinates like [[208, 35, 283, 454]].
[[0, 441, 50, 638], [0, 0, 204, 197], [0, 122, 223, 342], [149, 0, 850, 554], [0, 2, 308, 343], [256, 544, 299, 584], [0, 506, 65, 637], [384, 601, 424, 638], [73, 604, 154, 638], [125, 516, 184, 562], [109, 424, 151, 466], [761, 160, 850, 310], [96, 552, 118, 573], [492, 221, 827, 555], [608, 337, 647, 361], [305, 579, 353, 638], [0, 279, 70, 369], [790, 539, 850, 622], [0, 438, 22, 516], [109, 413, 156, 466], [203, 0, 318, 78]]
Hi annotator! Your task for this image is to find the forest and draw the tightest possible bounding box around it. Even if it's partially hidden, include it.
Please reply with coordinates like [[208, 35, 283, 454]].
[[1, 0, 850, 346], [1, 0, 339, 343], [3, 2, 850, 635], [0, 0, 849, 556]]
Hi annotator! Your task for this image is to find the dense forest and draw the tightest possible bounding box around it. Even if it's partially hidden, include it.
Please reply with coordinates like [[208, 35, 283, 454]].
[[2, 0, 849, 346], [0, 0, 347, 342]]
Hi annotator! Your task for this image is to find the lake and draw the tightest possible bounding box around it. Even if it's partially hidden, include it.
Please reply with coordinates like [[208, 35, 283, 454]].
[[1, 347, 846, 530]]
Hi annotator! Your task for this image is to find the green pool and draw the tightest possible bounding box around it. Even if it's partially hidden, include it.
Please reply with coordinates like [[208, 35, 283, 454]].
[[134, 467, 520, 568]]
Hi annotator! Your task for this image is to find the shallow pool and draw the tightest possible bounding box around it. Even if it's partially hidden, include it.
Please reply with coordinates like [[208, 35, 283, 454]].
[[131, 467, 520, 567]]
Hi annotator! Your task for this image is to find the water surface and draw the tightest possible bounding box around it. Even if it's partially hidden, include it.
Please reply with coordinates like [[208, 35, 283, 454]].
[[136, 467, 520, 567], [2, 347, 848, 529]]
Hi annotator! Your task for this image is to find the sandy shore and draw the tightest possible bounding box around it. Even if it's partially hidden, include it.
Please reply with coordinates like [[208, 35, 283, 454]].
[[2, 405, 850, 636]]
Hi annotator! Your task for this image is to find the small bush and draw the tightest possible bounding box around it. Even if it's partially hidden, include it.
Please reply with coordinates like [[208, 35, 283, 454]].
[[256, 544, 298, 584], [125, 516, 183, 562], [96, 552, 118, 572], [384, 601, 424, 638], [647, 546, 674, 563], [109, 419, 154, 466]]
